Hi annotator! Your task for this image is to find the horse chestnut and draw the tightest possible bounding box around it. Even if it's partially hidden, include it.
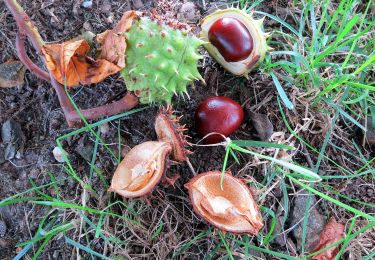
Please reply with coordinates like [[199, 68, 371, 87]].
[[195, 96, 244, 144], [208, 17, 253, 62], [200, 8, 270, 77]]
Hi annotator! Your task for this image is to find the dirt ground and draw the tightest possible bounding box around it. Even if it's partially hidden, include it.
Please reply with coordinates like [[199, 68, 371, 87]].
[[0, 0, 374, 259]]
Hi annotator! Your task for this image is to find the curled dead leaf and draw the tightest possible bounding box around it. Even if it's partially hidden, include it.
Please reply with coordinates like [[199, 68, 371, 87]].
[[109, 141, 172, 198], [363, 116, 375, 148], [0, 60, 26, 88], [247, 109, 273, 141], [43, 39, 120, 87], [185, 171, 263, 234], [155, 106, 190, 162], [97, 10, 139, 67], [311, 217, 345, 260], [42, 11, 138, 87]]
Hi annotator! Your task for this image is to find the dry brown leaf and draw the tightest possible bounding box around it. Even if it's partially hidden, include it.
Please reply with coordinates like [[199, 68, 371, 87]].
[[42, 39, 120, 87], [42, 11, 138, 87], [311, 217, 345, 260], [0, 60, 26, 88], [247, 109, 273, 141], [97, 10, 139, 67]]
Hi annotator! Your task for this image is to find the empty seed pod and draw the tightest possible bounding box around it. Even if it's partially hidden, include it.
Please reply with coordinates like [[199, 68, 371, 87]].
[[109, 141, 172, 198], [155, 106, 190, 162], [200, 8, 270, 77], [185, 171, 263, 234]]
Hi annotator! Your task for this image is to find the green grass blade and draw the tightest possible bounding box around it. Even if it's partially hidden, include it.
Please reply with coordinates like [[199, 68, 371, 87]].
[[65, 236, 113, 260], [218, 231, 234, 260], [231, 140, 295, 150], [255, 11, 300, 37], [270, 71, 294, 109], [231, 144, 321, 181]]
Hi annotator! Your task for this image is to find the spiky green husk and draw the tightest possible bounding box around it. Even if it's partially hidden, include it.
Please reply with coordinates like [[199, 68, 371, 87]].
[[200, 8, 271, 78], [121, 17, 204, 104]]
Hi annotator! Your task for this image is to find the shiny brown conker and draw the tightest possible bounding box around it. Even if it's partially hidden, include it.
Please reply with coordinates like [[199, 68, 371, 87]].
[[195, 96, 244, 143], [208, 17, 253, 62]]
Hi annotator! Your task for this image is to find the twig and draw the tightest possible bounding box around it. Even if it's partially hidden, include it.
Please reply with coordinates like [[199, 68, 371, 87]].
[[65, 92, 139, 122], [186, 158, 197, 176], [16, 33, 50, 82], [301, 144, 314, 170]]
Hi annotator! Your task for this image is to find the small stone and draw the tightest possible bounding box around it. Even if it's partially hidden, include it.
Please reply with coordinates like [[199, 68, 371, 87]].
[[0, 144, 5, 164], [0, 238, 10, 248], [75, 140, 94, 162], [132, 0, 144, 9], [101, 2, 111, 13], [1, 119, 25, 160], [0, 60, 26, 88], [53, 147, 67, 163], [15, 151, 21, 159], [82, 0, 93, 9], [105, 14, 114, 24], [290, 190, 325, 252], [83, 21, 93, 32], [100, 123, 110, 136], [178, 2, 198, 23]]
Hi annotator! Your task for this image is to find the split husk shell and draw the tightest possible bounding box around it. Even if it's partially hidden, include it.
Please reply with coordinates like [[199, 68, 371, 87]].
[[109, 141, 172, 198], [185, 171, 263, 234], [155, 106, 190, 162], [200, 8, 269, 77]]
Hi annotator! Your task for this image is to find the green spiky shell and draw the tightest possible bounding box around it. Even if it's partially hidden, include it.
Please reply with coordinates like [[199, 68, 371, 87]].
[[200, 8, 271, 78], [121, 17, 204, 104]]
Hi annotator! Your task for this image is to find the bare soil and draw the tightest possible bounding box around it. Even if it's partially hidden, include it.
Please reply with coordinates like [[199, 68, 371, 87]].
[[0, 0, 373, 259]]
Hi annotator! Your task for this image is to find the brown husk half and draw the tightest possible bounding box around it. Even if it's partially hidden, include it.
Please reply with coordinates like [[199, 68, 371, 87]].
[[185, 170, 263, 234], [109, 141, 172, 198], [154, 106, 190, 162]]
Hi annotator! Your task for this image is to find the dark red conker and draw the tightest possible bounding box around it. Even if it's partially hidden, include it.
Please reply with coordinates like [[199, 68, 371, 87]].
[[195, 96, 244, 144], [208, 17, 253, 62]]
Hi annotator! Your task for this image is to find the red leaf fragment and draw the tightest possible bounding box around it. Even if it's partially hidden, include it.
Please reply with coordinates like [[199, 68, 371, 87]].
[[311, 217, 345, 260]]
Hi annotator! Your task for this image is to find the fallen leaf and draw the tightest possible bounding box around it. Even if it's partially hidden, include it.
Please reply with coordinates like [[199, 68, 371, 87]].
[[97, 10, 139, 68], [247, 109, 273, 141], [0, 60, 26, 88], [42, 11, 138, 87], [43, 39, 120, 87], [311, 217, 345, 260]]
